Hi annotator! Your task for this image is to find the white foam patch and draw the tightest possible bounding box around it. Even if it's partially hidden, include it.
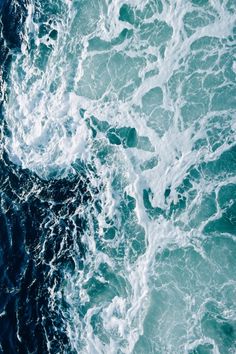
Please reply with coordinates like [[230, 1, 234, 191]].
[[233, 60, 236, 74], [5, 87, 90, 177]]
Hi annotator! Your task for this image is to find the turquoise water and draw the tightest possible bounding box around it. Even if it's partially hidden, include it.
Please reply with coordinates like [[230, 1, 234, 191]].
[[2, 0, 236, 353]]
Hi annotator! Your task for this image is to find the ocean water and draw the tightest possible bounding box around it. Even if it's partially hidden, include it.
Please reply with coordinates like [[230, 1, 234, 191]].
[[0, 0, 236, 353]]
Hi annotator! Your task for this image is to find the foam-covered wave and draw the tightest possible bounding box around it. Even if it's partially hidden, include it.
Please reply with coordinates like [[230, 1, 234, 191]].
[[3, 0, 90, 178], [1, 0, 236, 353]]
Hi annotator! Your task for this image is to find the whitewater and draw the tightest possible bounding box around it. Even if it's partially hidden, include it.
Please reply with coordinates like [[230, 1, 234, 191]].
[[0, 0, 236, 353]]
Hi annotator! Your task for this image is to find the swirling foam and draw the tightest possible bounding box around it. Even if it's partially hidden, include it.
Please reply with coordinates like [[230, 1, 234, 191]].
[[3, 0, 236, 353]]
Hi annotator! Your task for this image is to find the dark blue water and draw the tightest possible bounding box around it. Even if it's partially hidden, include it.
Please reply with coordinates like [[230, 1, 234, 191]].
[[0, 154, 90, 353]]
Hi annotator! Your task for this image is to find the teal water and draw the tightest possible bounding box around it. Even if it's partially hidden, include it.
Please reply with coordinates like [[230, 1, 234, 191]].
[[2, 0, 236, 353]]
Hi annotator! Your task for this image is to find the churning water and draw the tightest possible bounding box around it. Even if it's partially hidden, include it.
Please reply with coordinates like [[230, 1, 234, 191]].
[[0, 0, 236, 353]]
